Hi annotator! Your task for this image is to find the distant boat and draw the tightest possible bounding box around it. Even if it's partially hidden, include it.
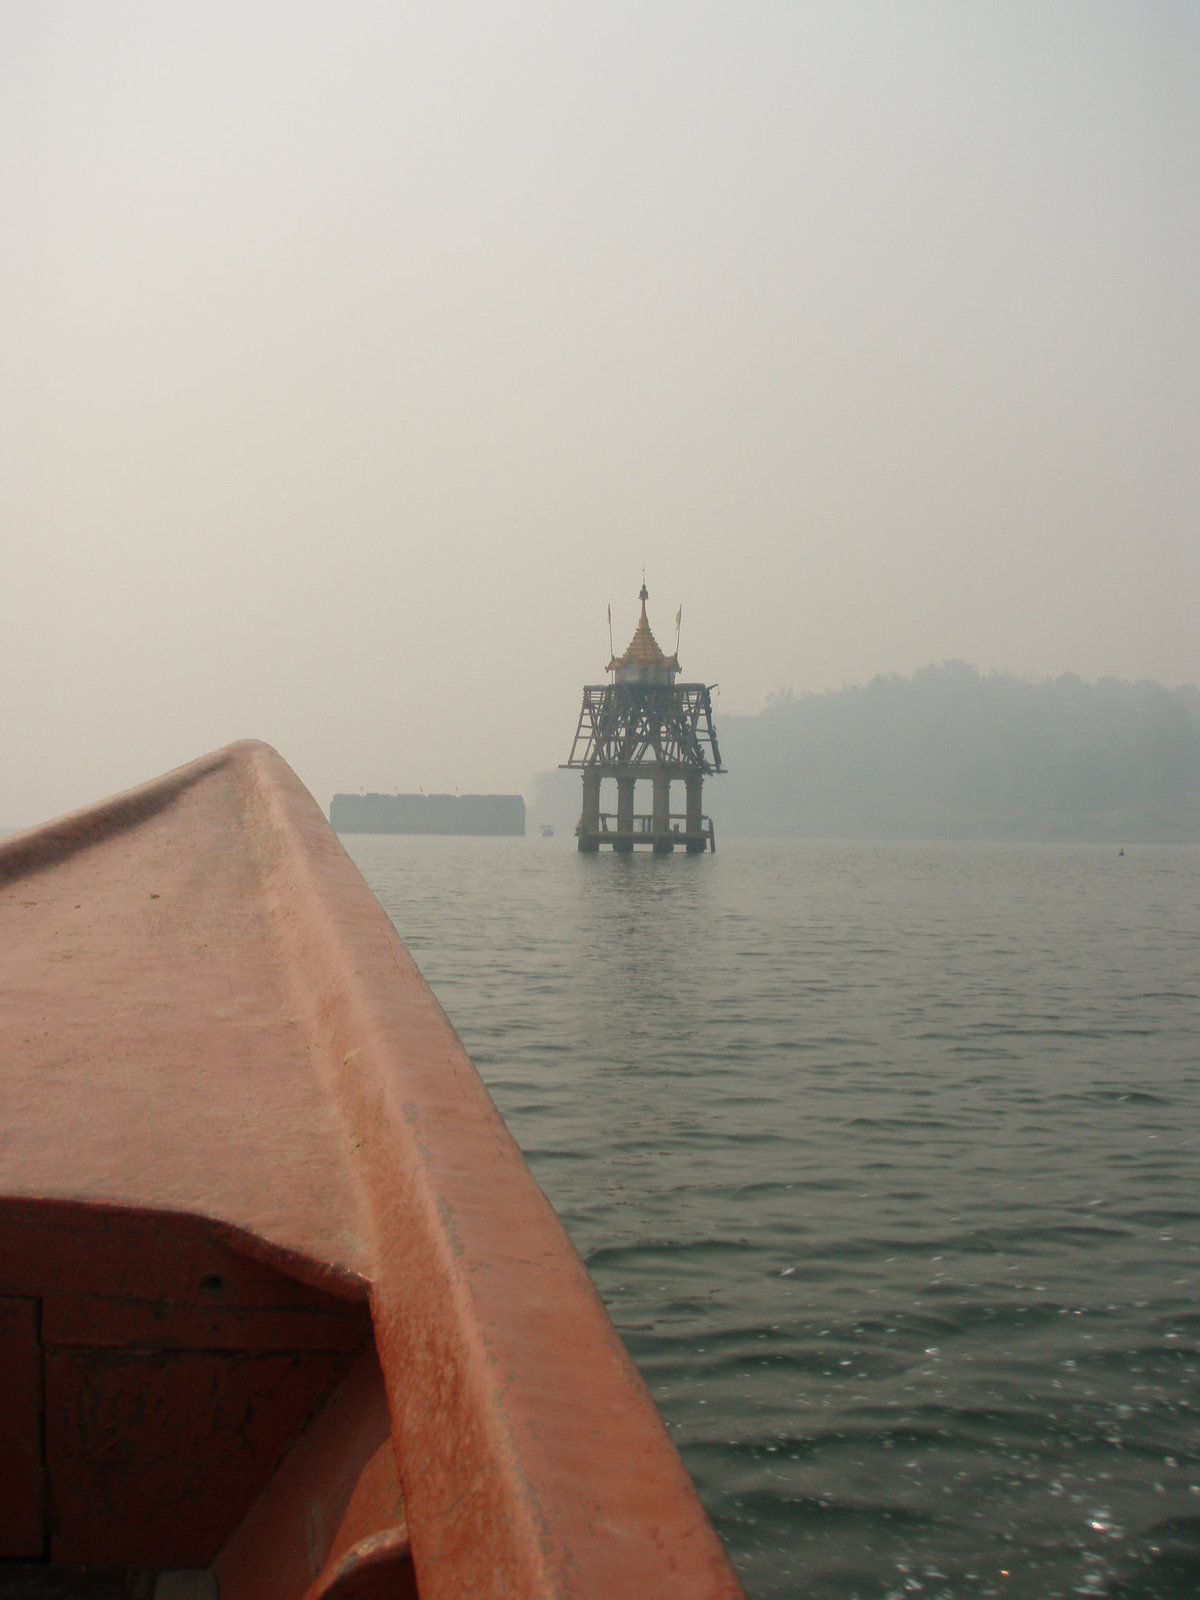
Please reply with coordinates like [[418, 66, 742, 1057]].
[[541, 824, 555, 837]]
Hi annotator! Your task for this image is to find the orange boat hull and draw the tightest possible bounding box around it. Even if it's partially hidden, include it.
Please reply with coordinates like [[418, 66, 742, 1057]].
[[0, 743, 744, 1599]]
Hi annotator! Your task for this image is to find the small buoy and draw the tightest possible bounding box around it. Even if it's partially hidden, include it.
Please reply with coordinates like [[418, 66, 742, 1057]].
[[1118, 847, 1125, 856]]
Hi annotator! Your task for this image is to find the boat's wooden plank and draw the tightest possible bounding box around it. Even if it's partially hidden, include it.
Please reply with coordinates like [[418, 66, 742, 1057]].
[[215, 1348, 415, 1600], [41, 1294, 364, 1353], [0, 1205, 366, 1308], [44, 1346, 349, 1567], [0, 1297, 42, 1558]]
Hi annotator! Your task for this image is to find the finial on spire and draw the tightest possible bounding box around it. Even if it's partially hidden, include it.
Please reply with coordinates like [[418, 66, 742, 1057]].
[[639, 580, 649, 604]]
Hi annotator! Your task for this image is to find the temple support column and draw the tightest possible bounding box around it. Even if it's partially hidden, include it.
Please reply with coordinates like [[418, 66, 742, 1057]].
[[651, 771, 673, 853], [685, 774, 705, 853], [615, 776, 635, 854], [578, 770, 601, 853]]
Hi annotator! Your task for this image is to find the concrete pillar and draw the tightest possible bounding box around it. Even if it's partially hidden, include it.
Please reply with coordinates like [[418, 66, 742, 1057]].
[[615, 776, 635, 854], [578, 771, 601, 853], [685, 774, 705, 853], [651, 771, 673, 853]]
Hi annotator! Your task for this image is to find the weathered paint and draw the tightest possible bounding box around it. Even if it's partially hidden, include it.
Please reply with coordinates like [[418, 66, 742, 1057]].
[[215, 1348, 413, 1600], [0, 742, 746, 1598], [0, 1201, 372, 1577]]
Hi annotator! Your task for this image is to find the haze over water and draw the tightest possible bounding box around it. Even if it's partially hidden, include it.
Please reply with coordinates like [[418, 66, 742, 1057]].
[[347, 832, 1200, 1600], [4, 5, 1197, 829]]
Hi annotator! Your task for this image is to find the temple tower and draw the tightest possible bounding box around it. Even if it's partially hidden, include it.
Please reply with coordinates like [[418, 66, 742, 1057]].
[[562, 585, 724, 854]]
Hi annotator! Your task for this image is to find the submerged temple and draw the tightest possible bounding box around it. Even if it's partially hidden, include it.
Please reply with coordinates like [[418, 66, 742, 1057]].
[[562, 585, 725, 853]]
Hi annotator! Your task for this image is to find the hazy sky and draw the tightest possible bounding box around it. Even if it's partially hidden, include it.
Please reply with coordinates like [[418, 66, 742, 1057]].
[[3, 2, 1197, 823]]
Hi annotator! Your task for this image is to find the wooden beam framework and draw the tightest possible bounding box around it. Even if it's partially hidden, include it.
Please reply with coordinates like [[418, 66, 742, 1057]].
[[561, 684, 724, 854]]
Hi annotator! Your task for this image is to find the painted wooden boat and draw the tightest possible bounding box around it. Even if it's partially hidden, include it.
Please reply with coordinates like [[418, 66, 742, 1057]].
[[0, 742, 746, 1600]]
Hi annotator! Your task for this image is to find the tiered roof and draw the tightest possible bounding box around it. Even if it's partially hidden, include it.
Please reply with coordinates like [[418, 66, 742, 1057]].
[[607, 585, 680, 677]]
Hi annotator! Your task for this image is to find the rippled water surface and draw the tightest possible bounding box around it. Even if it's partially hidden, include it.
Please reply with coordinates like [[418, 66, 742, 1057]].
[[344, 835, 1200, 1600]]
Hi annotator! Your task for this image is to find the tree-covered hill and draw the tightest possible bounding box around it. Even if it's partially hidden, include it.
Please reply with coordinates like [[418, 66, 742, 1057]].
[[714, 664, 1200, 840]]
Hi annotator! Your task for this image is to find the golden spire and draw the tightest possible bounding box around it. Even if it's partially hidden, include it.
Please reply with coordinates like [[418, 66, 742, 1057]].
[[607, 584, 680, 679]]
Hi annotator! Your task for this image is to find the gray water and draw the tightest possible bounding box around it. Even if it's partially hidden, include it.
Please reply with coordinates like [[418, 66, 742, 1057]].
[[344, 834, 1200, 1600]]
